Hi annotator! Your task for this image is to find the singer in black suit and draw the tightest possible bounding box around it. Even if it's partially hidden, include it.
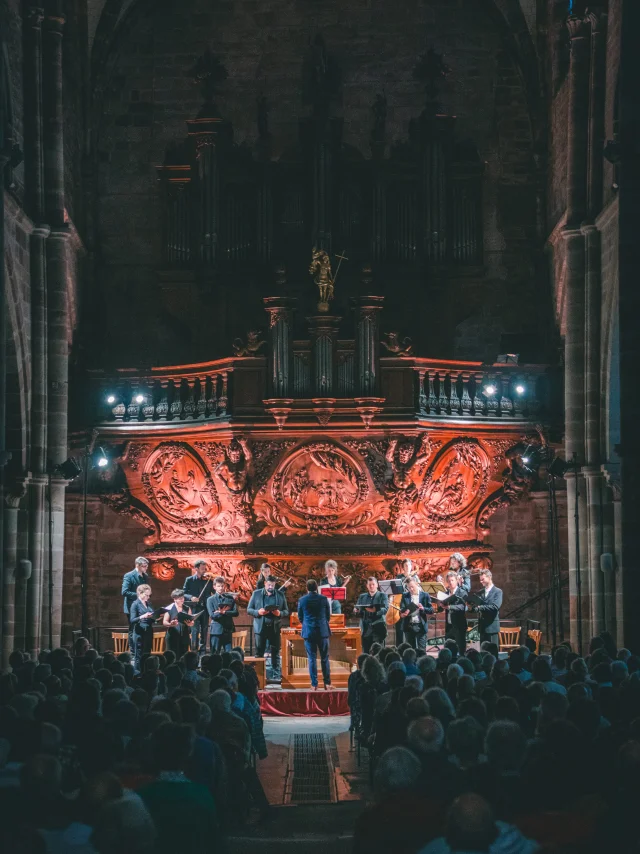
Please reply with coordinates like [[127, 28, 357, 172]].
[[438, 570, 468, 654], [207, 576, 239, 653], [129, 584, 156, 674], [247, 575, 289, 675], [474, 569, 503, 647], [183, 561, 212, 652], [121, 556, 150, 652], [399, 578, 433, 652], [354, 577, 389, 653]]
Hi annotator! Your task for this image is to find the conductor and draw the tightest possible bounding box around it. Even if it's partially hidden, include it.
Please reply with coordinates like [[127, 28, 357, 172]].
[[297, 579, 333, 691]]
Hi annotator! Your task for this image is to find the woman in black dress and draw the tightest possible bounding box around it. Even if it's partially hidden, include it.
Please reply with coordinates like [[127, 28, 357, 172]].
[[130, 584, 156, 673], [320, 559, 349, 614], [162, 588, 193, 658]]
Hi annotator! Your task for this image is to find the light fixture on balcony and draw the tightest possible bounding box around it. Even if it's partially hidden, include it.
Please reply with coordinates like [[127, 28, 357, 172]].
[[515, 384, 526, 395], [483, 384, 496, 397], [134, 394, 145, 404], [106, 394, 116, 404]]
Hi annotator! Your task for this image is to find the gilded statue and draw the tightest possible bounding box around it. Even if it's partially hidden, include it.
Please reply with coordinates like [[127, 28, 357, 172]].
[[309, 247, 334, 312], [233, 330, 266, 357], [215, 438, 253, 505]]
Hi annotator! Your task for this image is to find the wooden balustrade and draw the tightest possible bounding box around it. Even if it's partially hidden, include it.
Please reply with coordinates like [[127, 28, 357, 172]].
[[102, 371, 229, 423]]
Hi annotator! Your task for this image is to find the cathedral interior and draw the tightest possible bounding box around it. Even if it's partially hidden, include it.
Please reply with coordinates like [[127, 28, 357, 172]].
[[3, 0, 640, 849]]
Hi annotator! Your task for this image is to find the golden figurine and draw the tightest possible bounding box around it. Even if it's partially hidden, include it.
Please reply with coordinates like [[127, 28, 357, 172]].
[[309, 247, 347, 313]]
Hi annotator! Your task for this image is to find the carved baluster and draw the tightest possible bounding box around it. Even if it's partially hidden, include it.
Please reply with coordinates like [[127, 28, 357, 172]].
[[156, 379, 170, 421], [450, 371, 462, 415], [183, 377, 197, 418], [206, 375, 218, 417], [417, 370, 427, 413], [499, 374, 513, 417], [527, 372, 540, 415], [196, 377, 207, 418], [126, 389, 143, 421], [427, 370, 438, 412], [475, 372, 487, 416], [169, 380, 184, 420], [485, 373, 499, 416], [141, 384, 155, 421], [438, 371, 449, 414], [461, 371, 473, 415], [218, 372, 228, 415], [112, 382, 126, 421]]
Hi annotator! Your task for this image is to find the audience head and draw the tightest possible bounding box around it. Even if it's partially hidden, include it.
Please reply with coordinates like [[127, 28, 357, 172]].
[[445, 794, 497, 853], [407, 715, 445, 755], [373, 746, 422, 798], [485, 719, 527, 773]]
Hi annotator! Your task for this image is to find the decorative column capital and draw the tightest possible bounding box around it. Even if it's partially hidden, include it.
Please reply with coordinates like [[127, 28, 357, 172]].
[[566, 14, 590, 41], [26, 6, 45, 27]]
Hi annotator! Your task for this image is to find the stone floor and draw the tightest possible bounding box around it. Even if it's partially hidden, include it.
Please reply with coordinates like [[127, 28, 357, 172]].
[[229, 715, 370, 853]]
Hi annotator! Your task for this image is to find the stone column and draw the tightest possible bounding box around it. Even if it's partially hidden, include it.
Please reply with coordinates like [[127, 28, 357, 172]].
[[0, 120, 8, 666], [186, 115, 225, 267], [418, 114, 455, 264], [351, 296, 384, 397], [563, 14, 591, 651], [263, 297, 296, 398], [618, 1, 640, 650], [307, 315, 341, 397], [43, 2, 68, 649]]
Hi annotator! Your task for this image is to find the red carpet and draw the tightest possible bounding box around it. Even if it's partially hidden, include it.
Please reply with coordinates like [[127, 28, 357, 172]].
[[259, 688, 349, 716]]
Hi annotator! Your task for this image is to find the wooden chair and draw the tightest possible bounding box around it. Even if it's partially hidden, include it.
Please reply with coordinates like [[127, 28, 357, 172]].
[[499, 627, 522, 653], [232, 630, 248, 651], [111, 632, 129, 654], [528, 628, 542, 655], [151, 633, 166, 655]]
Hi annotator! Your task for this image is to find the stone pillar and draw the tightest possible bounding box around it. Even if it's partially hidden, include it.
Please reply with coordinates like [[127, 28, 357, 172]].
[[0, 116, 8, 666], [43, 2, 68, 649], [618, 0, 640, 650], [307, 315, 341, 397], [351, 296, 384, 397], [418, 114, 455, 264], [1, 499, 19, 668], [263, 297, 296, 398]]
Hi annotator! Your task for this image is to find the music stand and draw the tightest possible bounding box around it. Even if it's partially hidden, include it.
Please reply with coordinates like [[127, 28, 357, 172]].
[[319, 585, 347, 602], [379, 580, 405, 596]]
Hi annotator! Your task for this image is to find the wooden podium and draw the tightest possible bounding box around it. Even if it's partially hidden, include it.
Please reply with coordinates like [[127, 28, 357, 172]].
[[280, 614, 362, 689]]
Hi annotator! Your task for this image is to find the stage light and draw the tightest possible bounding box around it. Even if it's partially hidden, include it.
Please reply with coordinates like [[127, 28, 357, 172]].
[[515, 384, 526, 395], [134, 394, 145, 404], [106, 395, 116, 404], [96, 448, 109, 468], [483, 384, 496, 396], [522, 456, 530, 464], [548, 456, 571, 477], [56, 457, 83, 481]]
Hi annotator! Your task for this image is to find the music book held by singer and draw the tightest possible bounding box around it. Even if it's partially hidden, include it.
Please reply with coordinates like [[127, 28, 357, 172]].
[[319, 585, 347, 601]]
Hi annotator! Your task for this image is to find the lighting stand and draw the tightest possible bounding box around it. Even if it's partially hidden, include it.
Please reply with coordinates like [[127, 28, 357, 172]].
[[573, 452, 583, 656]]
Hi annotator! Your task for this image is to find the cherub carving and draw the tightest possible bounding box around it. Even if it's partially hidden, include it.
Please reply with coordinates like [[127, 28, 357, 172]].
[[233, 331, 265, 357], [381, 332, 413, 357], [385, 434, 432, 504], [502, 425, 547, 502], [215, 438, 253, 505]]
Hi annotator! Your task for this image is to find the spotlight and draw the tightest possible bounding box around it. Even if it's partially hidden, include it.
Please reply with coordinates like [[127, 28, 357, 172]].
[[483, 384, 496, 396], [106, 395, 116, 404], [548, 456, 571, 477], [515, 384, 526, 395], [521, 456, 530, 465], [96, 447, 109, 468], [134, 394, 145, 404], [56, 457, 83, 481]]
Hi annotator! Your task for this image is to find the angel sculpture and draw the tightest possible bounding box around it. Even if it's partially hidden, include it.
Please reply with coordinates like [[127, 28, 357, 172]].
[[381, 332, 414, 357]]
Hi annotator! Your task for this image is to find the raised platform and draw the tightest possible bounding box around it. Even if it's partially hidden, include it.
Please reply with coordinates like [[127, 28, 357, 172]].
[[259, 688, 349, 717]]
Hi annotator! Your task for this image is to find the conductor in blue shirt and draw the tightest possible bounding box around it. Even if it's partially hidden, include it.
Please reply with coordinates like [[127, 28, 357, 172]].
[[297, 579, 333, 691]]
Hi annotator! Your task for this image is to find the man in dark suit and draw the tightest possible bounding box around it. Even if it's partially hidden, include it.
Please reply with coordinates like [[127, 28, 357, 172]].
[[438, 570, 468, 654], [354, 577, 389, 653], [206, 576, 238, 653], [474, 569, 503, 647], [121, 556, 150, 652], [399, 578, 433, 652], [184, 560, 212, 652], [247, 575, 289, 676], [297, 579, 332, 690]]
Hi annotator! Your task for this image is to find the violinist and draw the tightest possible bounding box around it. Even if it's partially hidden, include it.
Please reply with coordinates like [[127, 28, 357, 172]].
[[206, 576, 239, 653], [163, 589, 194, 658], [320, 559, 350, 615], [184, 560, 212, 652]]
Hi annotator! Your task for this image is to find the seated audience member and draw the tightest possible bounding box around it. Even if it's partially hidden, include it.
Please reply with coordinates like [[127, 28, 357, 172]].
[[531, 658, 567, 695], [446, 715, 485, 771], [137, 722, 219, 853], [418, 793, 539, 854]]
